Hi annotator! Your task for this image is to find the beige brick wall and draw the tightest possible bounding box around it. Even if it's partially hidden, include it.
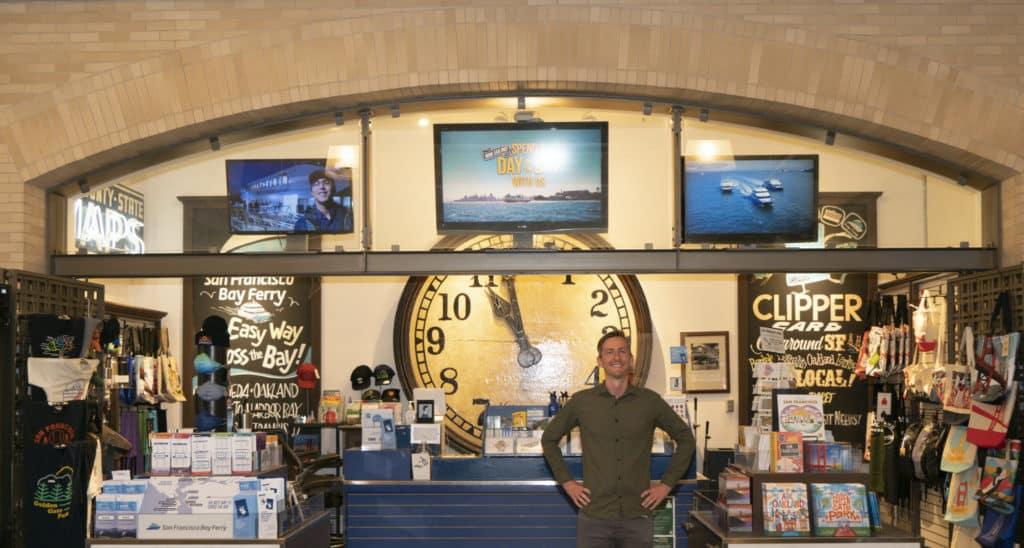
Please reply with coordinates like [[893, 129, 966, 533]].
[[0, 1, 1021, 270]]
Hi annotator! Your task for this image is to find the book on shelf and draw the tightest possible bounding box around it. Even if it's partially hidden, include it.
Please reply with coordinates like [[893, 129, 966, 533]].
[[771, 431, 804, 472], [761, 482, 810, 537], [804, 441, 846, 472], [810, 483, 871, 537]]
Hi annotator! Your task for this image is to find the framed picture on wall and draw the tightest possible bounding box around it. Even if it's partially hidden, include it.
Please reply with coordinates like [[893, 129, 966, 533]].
[[681, 331, 730, 393]]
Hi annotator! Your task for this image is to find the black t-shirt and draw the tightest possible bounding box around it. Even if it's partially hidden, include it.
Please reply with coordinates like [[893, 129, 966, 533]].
[[26, 314, 86, 358], [23, 400, 88, 447], [24, 440, 95, 548]]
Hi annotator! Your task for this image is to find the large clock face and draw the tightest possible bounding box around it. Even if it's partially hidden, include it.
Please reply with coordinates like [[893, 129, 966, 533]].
[[393, 233, 652, 452]]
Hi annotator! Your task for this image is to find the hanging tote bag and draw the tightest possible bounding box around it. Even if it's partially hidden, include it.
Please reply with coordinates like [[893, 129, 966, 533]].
[[943, 326, 975, 424], [972, 291, 1018, 403], [941, 425, 978, 473], [913, 289, 941, 353], [977, 438, 1021, 513], [944, 466, 981, 526], [968, 383, 1017, 448]]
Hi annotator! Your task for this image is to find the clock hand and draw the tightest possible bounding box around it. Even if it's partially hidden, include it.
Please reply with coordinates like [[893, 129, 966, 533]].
[[484, 277, 542, 367], [502, 275, 543, 368]]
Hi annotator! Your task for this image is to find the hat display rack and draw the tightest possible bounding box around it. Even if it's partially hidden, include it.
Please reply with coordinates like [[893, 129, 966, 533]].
[[193, 315, 231, 432]]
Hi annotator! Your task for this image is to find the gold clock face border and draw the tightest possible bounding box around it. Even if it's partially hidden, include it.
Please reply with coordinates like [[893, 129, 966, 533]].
[[392, 233, 653, 453]]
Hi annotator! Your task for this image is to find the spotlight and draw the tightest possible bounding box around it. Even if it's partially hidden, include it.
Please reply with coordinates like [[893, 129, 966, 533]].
[[77, 178, 89, 194], [334, 112, 344, 126], [642, 102, 653, 116], [699, 108, 709, 123], [517, 96, 526, 110], [825, 130, 836, 146], [209, 136, 220, 151], [957, 173, 968, 186], [390, 104, 400, 118]]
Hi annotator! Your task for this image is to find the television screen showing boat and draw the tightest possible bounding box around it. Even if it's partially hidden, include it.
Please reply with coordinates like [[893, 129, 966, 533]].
[[682, 155, 818, 243], [434, 122, 609, 234]]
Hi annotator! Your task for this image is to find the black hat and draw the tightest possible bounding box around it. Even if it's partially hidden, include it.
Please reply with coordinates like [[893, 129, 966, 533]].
[[195, 329, 214, 346], [374, 364, 396, 386], [361, 389, 381, 402], [381, 388, 401, 402], [308, 169, 334, 185], [202, 315, 231, 347], [350, 364, 373, 390]]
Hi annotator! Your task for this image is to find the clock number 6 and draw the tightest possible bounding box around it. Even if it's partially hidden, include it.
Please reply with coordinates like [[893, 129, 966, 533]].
[[440, 367, 459, 394]]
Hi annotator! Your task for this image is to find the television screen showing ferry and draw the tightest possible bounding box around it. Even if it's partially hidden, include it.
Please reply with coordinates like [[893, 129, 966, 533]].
[[434, 122, 608, 233], [683, 155, 818, 244]]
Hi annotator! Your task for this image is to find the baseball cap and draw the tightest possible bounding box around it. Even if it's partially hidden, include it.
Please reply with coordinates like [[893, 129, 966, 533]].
[[381, 388, 401, 402], [196, 379, 227, 402], [194, 352, 223, 375], [195, 409, 225, 432], [195, 330, 214, 346], [297, 362, 319, 389], [374, 364, 396, 386], [361, 389, 381, 402], [201, 315, 231, 347], [351, 364, 373, 390]]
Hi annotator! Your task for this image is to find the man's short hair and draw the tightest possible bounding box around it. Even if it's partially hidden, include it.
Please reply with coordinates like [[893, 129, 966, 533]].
[[308, 169, 333, 185], [597, 330, 630, 353]]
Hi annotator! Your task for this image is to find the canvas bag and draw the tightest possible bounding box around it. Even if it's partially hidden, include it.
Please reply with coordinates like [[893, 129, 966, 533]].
[[972, 291, 1018, 403], [944, 466, 981, 526], [975, 485, 1022, 548], [913, 289, 941, 352], [968, 382, 1017, 448], [977, 438, 1021, 513], [942, 425, 978, 473], [943, 326, 975, 424]]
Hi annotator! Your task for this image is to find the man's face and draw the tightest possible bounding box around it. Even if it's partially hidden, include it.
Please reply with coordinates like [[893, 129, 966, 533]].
[[597, 335, 633, 380], [311, 177, 333, 204]]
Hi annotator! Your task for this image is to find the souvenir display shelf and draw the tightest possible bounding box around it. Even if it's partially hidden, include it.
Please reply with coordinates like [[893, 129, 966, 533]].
[[688, 488, 924, 547]]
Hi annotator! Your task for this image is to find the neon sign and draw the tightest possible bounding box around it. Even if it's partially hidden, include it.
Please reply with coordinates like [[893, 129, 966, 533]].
[[74, 184, 145, 254]]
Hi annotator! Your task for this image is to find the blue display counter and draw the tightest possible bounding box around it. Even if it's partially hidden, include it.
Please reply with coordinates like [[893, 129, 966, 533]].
[[343, 453, 697, 548]]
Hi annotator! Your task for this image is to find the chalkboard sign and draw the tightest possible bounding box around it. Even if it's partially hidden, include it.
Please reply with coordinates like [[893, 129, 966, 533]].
[[739, 192, 880, 446], [193, 276, 318, 431], [742, 273, 870, 444]]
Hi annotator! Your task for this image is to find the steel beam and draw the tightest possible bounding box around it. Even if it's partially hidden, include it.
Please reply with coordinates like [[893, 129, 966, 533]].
[[52, 247, 998, 278]]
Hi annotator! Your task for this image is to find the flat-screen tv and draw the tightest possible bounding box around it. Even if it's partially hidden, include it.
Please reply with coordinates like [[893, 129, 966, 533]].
[[682, 154, 818, 244], [226, 159, 354, 234], [434, 122, 608, 233]]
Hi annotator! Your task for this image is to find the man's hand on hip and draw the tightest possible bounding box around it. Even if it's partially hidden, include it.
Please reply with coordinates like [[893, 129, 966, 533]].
[[641, 481, 671, 510], [562, 480, 591, 508]]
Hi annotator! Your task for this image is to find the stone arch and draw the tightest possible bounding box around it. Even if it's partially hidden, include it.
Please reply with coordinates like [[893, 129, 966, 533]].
[[2, 6, 1022, 267]]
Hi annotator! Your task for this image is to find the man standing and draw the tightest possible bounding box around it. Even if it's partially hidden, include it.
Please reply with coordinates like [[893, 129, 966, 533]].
[[542, 330, 696, 548], [294, 169, 352, 232]]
